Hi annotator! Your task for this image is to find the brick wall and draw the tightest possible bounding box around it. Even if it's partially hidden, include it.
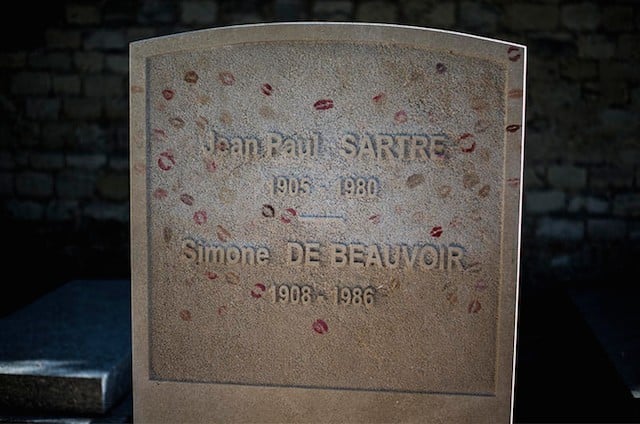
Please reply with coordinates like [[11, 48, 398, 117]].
[[0, 1, 638, 306]]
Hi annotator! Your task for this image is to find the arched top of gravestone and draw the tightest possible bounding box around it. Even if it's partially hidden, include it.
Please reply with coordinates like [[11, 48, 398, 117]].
[[130, 23, 525, 423]]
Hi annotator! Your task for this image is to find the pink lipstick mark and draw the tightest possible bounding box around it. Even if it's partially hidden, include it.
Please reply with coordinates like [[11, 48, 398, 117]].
[[313, 99, 334, 110], [312, 319, 329, 334]]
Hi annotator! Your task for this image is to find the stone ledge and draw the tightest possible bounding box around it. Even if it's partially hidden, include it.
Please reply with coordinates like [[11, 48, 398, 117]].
[[0, 280, 131, 415]]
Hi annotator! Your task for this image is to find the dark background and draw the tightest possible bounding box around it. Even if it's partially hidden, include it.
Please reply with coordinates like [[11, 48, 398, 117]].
[[0, 0, 638, 422]]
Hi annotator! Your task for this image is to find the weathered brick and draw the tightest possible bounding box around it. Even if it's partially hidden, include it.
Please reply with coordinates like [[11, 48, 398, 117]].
[[617, 34, 640, 60], [74, 51, 104, 72], [601, 61, 640, 83], [105, 54, 128, 74], [74, 124, 107, 151], [355, 1, 399, 23], [104, 97, 128, 119], [0, 151, 14, 170], [0, 172, 13, 196], [29, 52, 72, 71], [30, 152, 65, 171], [45, 29, 81, 49], [109, 155, 129, 172], [460, 1, 498, 33], [602, 6, 634, 32], [84, 75, 125, 97], [84, 201, 129, 222], [505, 4, 559, 31], [404, 1, 456, 27], [180, 1, 218, 24], [548, 165, 587, 190], [63, 98, 102, 120], [613, 193, 640, 217], [66, 3, 101, 24], [53, 75, 81, 95], [578, 35, 615, 59], [560, 59, 597, 80], [561, 2, 600, 30], [0, 52, 26, 69], [526, 190, 566, 214], [5, 200, 44, 220], [126, 27, 157, 43], [568, 196, 609, 214], [84, 30, 126, 50], [45, 200, 80, 222], [138, 0, 175, 24], [41, 122, 74, 149], [66, 153, 107, 170], [536, 218, 584, 241], [312, 0, 352, 20], [588, 219, 626, 240], [16, 172, 54, 198], [56, 171, 96, 199], [599, 108, 638, 136], [523, 166, 545, 189], [590, 165, 634, 190], [11, 72, 50, 95], [97, 173, 129, 201], [25, 98, 61, 120]]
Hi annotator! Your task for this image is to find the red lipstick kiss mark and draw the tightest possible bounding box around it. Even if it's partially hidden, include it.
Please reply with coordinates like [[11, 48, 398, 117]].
[[193, 210, 207, 225], [184, 70, 198, 84], [394, 110, 408, 123], [251, 283, 266, 299], [461, 141, 476, 153], [218, 71, 235, 86], [162, 89, 174, 100], [217, 305, 227, 316], [195, 116, 208, 130], [261, 204, 275, 218], [430, 226, 443, 238], [372, 93, 385, 103], [205, 271, 218, 280], [152, 128, 167, 141], [507, 177, 520, 187], [169, 117, 185, 129], [280, 208, 297, 224], [260, 83, 273, 96], [436, 63, 447, 74], [458, 133, 476, 153], [157, 151, 175, 171], [204, 158, 216, 172], [506, 124, 521, 133], [312, 319, 328, 334], [468, 299, 482, 313], [369, 214, 381, 224], [474, 281, 488, 291], [508, 88, 524, 99], [313, 99, 334, 110], [507, 46, 522, 62], [180, 310, 191, 321], [216, 225, 231, 242], [153, 188, 168, 199], [180, 193, 194, 206]]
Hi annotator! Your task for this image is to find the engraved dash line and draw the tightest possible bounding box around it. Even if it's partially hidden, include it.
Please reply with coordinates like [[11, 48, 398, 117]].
[[298, 214, 344, 222]]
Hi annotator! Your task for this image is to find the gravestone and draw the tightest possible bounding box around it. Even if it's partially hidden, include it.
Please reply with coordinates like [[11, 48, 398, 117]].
[[130, 23, 526, 423]]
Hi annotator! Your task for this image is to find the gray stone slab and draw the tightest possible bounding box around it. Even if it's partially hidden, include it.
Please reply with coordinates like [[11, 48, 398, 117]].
[[0, 280, 131, 414], [569, 287, 640, 398], [130, 23, 526, 423]]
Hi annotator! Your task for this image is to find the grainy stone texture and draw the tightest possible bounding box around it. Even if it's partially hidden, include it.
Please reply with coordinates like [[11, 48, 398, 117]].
[[0, 280, 131, 414], [130, 23, 524, 423]]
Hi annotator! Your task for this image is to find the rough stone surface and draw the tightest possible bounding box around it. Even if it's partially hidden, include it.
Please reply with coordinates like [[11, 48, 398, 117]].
[[0, 280, 131, 414], [130, 23, 524, 423]]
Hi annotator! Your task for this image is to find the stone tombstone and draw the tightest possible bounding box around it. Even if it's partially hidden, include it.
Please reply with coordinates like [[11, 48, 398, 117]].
[[130, 23, 526, 423]]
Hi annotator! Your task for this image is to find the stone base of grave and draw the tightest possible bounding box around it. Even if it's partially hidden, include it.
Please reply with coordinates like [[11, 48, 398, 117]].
[[0, 280, 132, 420]]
